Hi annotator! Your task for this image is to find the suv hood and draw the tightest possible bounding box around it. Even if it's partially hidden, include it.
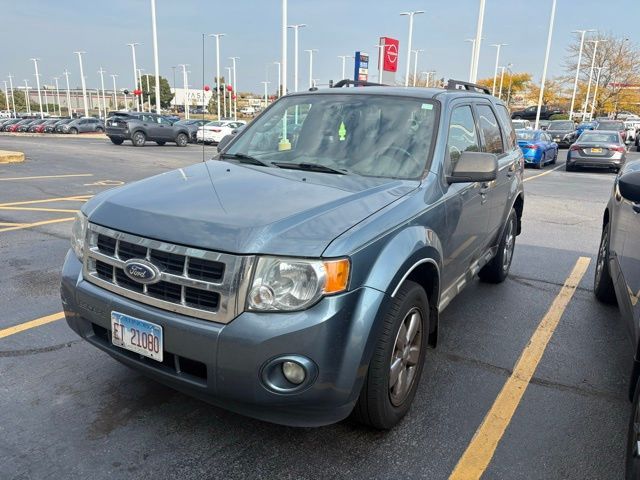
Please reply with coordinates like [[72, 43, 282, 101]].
[[85, 161, 418, 257]]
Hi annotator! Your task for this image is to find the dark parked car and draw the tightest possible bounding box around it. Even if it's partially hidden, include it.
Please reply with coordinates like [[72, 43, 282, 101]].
[[538, 119, 551, 131], [173, 119, 209, 142], [593, 160, 640, 479], [60, 117, 105, 134], [27, 119, 49, 132], [61, 80, 525, 429], [6, 119, 33, 132], [546, 120, 578, 147], [17, 119, 41, 132], [106, 112, 190, 146], [596, 120, 628, 144], [0, 118, 21, 131], [54, 118, 75, 133], [44, 118, 71, 133], [511, 105, 564, 121], [566, 130, 627, 172]]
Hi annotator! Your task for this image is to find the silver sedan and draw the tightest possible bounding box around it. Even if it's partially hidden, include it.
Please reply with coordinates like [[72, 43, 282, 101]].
[[566, 130, 627, 172]]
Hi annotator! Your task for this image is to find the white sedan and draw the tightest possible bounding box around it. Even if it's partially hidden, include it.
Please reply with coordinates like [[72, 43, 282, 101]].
[[196, 120, 247, 144]]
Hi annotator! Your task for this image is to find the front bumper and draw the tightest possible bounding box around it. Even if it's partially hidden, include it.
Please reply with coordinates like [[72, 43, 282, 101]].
[[60, 251, 386, 427]]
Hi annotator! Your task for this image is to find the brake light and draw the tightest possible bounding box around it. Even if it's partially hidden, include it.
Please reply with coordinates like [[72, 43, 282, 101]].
[[524, 144, 538, 150], [212, 128, 221, 132], [611, 146, 625, 153], [570, 145, 581, 151]]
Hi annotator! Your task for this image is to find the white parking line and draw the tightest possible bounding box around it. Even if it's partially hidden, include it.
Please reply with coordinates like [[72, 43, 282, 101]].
[[523, 164, 564, 183]]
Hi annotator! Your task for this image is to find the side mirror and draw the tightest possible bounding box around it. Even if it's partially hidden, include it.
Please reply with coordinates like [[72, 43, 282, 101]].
[[447, 151, 498, 184], [217, 134, 234, 152], [619, 170, 640, 203]]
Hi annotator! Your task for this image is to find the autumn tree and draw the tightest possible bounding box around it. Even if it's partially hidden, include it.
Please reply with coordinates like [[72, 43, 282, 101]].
[[477, 72, 532, 106]]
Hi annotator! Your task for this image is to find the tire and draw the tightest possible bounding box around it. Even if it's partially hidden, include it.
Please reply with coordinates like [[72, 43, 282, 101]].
[[95, 127, 104, 133], [479, 208, 517, 283], [535, 160, 543, 169], [566, 162, 574, 172], [594, 221, 617, 304], [69, 128, 78, 135], [132, 131, 146, 147], [176, 133, 188, 147], [626, 376, 640, 480], [352, 280, 429, 430], [110, 138, 124, 145], [155, 141, 166, 146], [551, 150, 558, 165]]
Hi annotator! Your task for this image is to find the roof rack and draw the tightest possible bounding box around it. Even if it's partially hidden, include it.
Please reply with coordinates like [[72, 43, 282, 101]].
[[329, 79, 387, 88], [446, 79, 491, 95]]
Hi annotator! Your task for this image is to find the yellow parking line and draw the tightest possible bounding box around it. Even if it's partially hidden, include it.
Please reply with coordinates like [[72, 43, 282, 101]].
[[0, 206, 79, 213], [0, 174, 93, 181], [0, 217, 75, 233], [523, 164, 564, 183], [0, 312, 65, 340], [0, 195, 92, 208], [449, 257, 591, 480]]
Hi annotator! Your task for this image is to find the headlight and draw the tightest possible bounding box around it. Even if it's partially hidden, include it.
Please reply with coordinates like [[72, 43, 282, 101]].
[[70, 212, 88, 260], [247, 257, 350, 311]]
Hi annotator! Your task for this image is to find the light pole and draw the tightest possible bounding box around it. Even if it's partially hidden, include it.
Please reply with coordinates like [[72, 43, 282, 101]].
[[568, 29, 595, 122], [95, 89, 102, 119], [490, 43, 507, 95], [465, 39, 476, 82], [582, 39, 606, 120], [273, 61, 282, 97], [110, 74, 118, 109], [150, 0, 161, 114], [226, 66, 233, 117], [498, 64, 511, 99], [281, 0, 287, 98], [471, 0, 486, 82], [144, 73, 151, 112], [3, 81, 9, 113], [179, 64, 189, 119], [591, 66, 603, 118], [24, 80, 31, 114], [171, 65, 177, 109], [506, 64, 514, 106], [208, 33, 226, 120], [305, 49, 318, 89], [53, 77, 61, 116], [412, 49, 424, 87], [261, 81, 270, 108], [534, 0, 557, 130], [338, 55, 349, 80], [288, 24, 305, 92], [8, 74, 16, 117], [229, 57, 239, 120], [73, 51, 89, 116], [400, 11, 424, 87], [63, 69, 71, 116], [127, 43, 141, 111], [43, 88, 50, 115], [98, 67, 107, 118], [30, 58, 44, 119], [137, 68, 145, 111]]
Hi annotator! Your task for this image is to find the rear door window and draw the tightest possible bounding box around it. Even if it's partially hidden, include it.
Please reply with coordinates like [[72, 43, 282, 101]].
[[495, 104, 516, 150], [476, 104, 504, 155]]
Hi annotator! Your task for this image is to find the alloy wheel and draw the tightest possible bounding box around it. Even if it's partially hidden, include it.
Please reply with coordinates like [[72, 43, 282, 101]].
[[389, 307, 423, 407]]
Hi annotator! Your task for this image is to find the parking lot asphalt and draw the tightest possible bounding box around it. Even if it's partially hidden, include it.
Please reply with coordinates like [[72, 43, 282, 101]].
[[0, 135, 638, 480]]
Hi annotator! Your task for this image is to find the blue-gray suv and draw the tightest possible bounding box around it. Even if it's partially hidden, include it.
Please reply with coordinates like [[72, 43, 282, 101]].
[[61, 80, 525, 429]]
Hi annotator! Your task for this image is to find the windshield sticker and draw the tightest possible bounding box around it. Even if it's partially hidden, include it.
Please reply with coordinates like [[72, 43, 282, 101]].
[[338, 121, 347, 141], [421, 103, 433, 110]]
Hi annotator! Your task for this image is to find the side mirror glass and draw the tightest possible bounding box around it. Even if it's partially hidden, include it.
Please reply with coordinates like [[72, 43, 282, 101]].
[[447, 151, 498, 184], [217, 134, 234, 152], [619, 171, 640, 203]]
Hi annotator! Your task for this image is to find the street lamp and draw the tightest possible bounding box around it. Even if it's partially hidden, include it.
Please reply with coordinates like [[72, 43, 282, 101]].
[[337, 55, 351, 80], [3, 81, 10, 113], [226, 66, 233, 117], [137, 68, 145, 111], [412, 49, 424, 87], [8, 74, 16, 117], [63, 69, 71, 116], [30, 58, 44, 119], [374, 43, 385, 82], [150, 0, 161, 114], [304, 49, 318, 89], [490, 43, 508, 95], [179, 64, 189, 119], [591, 66, 604, 118], [98, 67, 107, 119], [498, 63, 512, 99], [281, 0, 288, 98], [261, 81, 270, 108], [53, 76, 62, 116], [110, 74, 118, 109], [534, 0, 557, 130], [400, 11, 424, 87], [23, 80, 31, 114], [73, 51, 89, 116], [127, 43, 141, 111], [471, 0, 486, 82], [464, 39, 476, 82], [274, 61, 282, 97], [568, 29, 595, 121], [582, 39, 607, 120], [506, 64, 515, 105], [229, 57, 239, 120], [208, 33, 226, 120], [288, 24, 306, 92]]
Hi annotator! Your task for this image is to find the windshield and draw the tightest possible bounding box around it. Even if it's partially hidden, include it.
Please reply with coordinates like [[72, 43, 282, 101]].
[[205, 121, 224, 127], [226, 94, 438, 179], [596, 121, 624, 130], [516, 131, 537, 141], [579, 132, 619, 143], [549, 121, 574, 130]]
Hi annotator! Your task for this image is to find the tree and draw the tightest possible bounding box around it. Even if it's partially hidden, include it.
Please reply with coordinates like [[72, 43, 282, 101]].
[[140, 75, 174, 109], [477, 72, 532, 106], [0, 89, 7, 111], [525, 78, 567, 107]]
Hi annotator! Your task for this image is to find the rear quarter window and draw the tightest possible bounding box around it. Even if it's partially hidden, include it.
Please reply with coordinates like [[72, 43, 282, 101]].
[[476, 104, 505, 155], [495, 104, 516, 150]]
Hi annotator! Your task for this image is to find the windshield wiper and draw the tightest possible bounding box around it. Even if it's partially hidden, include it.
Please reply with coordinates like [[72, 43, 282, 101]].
[[220, 152, 272, 167], [272, 162, 348, 175]]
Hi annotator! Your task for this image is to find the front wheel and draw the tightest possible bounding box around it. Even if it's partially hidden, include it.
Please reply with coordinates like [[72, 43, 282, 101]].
[[352, 280, 429, 430], [69, 128, 78, 135], [95, 127, 104, 133], [176, 133, 188, 147], [132, 131, 146, 147], [110, 138, 124, 145], [479, 208, 517, 283], [594, 222, 617, 304]]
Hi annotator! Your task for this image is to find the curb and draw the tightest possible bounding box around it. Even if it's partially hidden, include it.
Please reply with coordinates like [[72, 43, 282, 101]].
[[0, 150, 25, 164], [0, 132, 106, 139]]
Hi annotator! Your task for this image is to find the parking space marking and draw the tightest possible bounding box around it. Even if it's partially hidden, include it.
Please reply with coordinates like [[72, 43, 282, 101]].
[[0, 217, 75, 233], [449, 256, 591, 480], [0, 312, 65, 340], [0, 206, 79, 213], [523, 164, 564, 183], [0, 195, 91, 208], [0, 174, 93, 181]]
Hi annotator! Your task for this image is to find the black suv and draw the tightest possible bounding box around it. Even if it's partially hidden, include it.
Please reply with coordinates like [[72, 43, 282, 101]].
[[106, 112, 190, 147], [511, 105, 565, 121]]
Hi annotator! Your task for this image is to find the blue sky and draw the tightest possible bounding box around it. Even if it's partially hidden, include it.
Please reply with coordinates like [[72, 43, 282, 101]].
[[1, 0, 638, 94]]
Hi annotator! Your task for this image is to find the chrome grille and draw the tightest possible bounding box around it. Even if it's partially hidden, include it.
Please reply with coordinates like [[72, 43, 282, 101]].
[[83, 223, 254, 323]]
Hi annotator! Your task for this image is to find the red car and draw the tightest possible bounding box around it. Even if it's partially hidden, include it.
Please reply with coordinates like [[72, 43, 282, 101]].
[[8, 120, 31, 132], [596, 120, 627, 143]]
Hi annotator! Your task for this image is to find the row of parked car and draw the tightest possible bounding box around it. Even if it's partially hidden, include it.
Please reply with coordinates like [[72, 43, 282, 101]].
[[104, 111, 246, 147], [0, 116, 105, 134]]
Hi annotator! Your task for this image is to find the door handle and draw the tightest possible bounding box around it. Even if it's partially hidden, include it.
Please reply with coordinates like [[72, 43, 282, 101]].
[[480, 182, 491, 193]]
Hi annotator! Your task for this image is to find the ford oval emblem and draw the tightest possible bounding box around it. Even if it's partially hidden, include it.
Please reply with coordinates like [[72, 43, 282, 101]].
[[123, 259, 161, 284]]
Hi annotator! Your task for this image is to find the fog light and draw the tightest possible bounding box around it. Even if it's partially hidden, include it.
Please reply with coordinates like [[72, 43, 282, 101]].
[[282, 361, 305, 384]]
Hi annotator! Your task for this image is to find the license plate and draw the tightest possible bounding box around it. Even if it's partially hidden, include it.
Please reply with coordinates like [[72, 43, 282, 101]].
[[111, 311, 163, 362], [591, 147, 603, 153], [554, 137, 561, 141], [111, 121, 119, 126]]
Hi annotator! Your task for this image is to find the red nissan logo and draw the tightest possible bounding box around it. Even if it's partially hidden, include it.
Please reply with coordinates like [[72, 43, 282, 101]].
[[386, 44, 398, 65]]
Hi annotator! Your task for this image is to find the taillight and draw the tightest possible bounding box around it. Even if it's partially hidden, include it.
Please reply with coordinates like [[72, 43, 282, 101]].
[[570, 144, 581, 151], [611, 146, 625, 153], [526, 144, 538, 150]]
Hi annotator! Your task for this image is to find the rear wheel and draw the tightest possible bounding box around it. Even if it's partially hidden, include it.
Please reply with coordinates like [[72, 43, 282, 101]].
[[352, 280, 429, 430], [110, 138, 124, 145], [69, 127, 78, 135], [551, 150, 558, 164], [132, 131, 146, 147], [176, 133, 188, 147], [479, 208, 517, 283], [95, 127, 104, 133], [594, 221, 617, 304], [566, 162, 575, 172]]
